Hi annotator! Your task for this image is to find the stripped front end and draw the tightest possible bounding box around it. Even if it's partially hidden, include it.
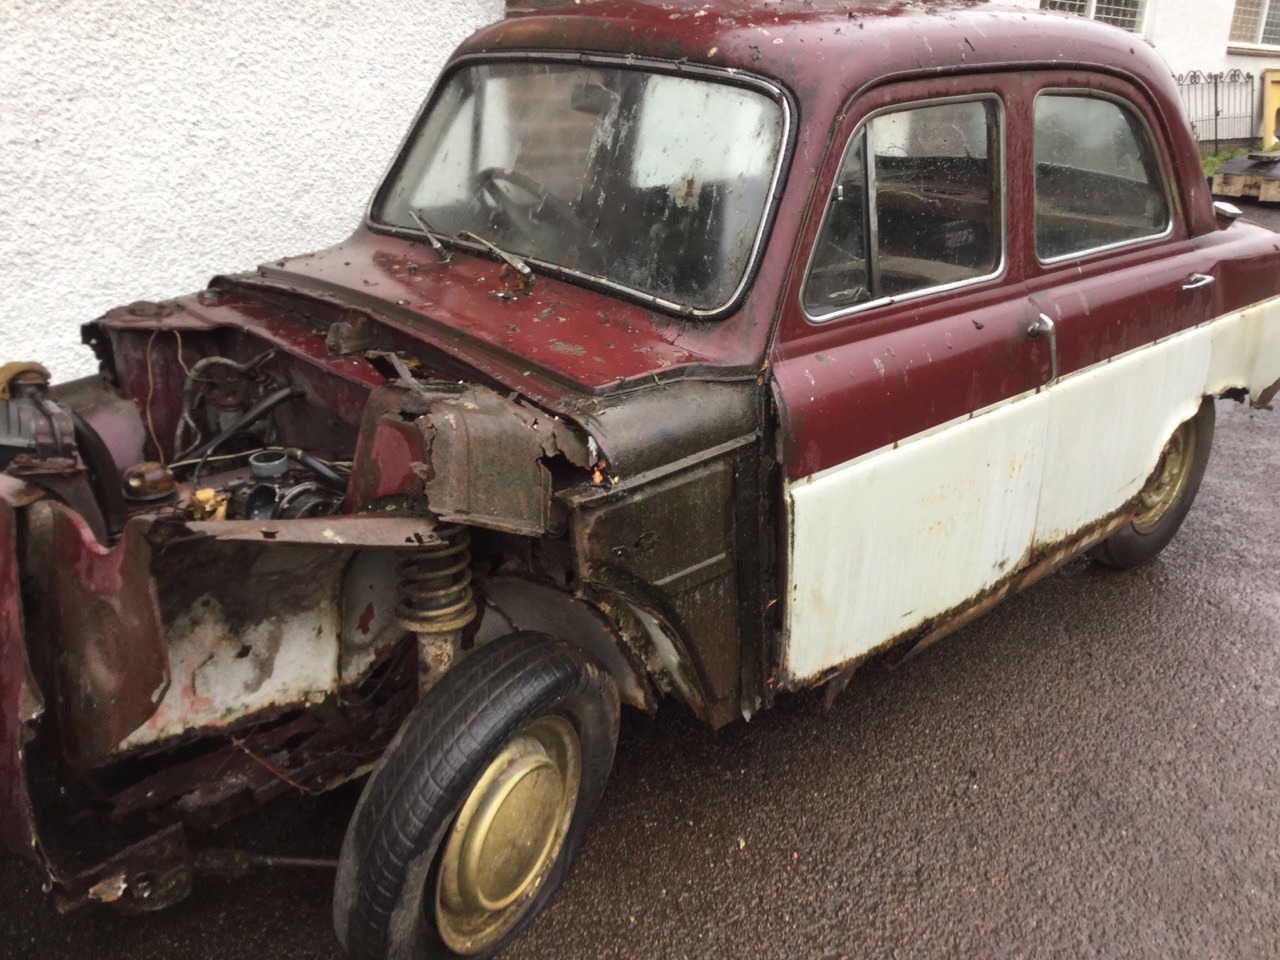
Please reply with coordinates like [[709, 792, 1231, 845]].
[[0, 254, 764, 912]]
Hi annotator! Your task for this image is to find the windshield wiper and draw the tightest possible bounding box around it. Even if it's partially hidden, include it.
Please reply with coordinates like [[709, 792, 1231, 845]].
[[459, 230, 534, 285], [407, 208, 452, 264]]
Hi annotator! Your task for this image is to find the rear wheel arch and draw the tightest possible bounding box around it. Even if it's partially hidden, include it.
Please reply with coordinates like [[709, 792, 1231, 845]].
[[1090, 396, 1215, 569]]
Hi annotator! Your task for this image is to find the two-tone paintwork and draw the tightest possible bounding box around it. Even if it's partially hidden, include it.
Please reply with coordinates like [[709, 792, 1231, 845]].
[[784, 297, 1280, 682]]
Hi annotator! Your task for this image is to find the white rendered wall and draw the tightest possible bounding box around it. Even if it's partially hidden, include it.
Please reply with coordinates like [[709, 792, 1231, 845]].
[[1006, 1, 1280, 132], [1143, 0, 1279, 80], [0, 0, 503, 382]]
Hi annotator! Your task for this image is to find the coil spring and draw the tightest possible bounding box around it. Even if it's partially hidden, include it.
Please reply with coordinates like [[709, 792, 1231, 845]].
[[395, 523, 476, 636]]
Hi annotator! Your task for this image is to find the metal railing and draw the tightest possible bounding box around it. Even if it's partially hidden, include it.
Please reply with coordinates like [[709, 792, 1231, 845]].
[[1175, 70, 1257, 154]]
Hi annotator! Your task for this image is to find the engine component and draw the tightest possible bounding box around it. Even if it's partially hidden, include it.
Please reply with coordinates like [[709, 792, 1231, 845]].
[[248, 450, 288, 479], [0, 362, 75, 470], [191, 488, 228, 521], [225, 472, 343, 521], [185, 385, 299, 482], [172, 350, 276, 460], [180, 446, 349, 522], [123, 462, 177, 502]]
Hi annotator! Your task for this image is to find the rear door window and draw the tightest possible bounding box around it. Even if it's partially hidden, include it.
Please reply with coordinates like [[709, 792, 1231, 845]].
[[1034, 94, 1171, 261]]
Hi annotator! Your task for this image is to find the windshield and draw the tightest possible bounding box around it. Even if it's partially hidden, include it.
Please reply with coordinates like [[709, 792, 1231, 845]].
[[372, 60, 787, 314]]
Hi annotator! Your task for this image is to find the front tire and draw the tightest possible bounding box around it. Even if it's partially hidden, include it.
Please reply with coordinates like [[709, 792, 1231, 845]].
[[334, 632, 619, 960], [1090, 398, 1215, 570]]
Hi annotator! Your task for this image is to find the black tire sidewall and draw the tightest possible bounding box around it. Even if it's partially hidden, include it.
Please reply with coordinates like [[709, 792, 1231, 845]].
[[334, 632, 619, 960]]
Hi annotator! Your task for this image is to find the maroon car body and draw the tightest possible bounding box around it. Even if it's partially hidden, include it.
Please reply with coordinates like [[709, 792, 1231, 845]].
[[2, 2, 1278, 957]]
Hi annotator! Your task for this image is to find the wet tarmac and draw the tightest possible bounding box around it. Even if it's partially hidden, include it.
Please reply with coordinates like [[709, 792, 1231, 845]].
[[3, 201, 1279, 959], [1230, 194, 1280, 233]]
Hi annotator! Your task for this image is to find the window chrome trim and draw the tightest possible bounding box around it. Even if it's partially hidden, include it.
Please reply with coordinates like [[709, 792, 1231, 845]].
[[1032, 87, 1175, 267], [801, 93, 1008, 325], [865, 135, 881, 299], [364, 51, 796, 321]]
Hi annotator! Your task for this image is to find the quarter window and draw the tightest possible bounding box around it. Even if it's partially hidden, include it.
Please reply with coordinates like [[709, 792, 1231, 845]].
[[1034, 95, 1170, 261], [804, 99, 1001, 318]]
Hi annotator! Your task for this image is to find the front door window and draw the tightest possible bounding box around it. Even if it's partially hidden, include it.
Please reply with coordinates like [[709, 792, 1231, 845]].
[[804, 98, 1002, 318]]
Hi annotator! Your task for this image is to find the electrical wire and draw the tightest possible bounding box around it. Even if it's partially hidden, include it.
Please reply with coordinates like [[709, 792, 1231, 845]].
[[188, 386, 298, 484], [144, 330, 164, 463], [172, 349, 277, 460]]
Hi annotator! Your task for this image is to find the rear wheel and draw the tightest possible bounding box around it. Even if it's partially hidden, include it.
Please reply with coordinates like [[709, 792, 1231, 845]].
[[1090, 398, 1215, 569], [334, 632, 619, 960]]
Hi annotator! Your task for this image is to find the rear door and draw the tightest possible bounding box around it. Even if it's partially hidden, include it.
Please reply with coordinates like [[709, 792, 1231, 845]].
[[1023, 77, 1221, 548]]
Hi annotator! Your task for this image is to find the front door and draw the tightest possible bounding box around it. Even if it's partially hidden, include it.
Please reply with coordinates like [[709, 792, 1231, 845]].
[[771, 76, 1051, 684]]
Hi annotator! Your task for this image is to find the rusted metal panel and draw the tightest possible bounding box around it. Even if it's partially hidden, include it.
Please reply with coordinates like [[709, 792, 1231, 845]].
[[339, 551, 404, 685], [0, 474, 45, 509], [51, 374, 148, 473], [420, 386, 591, 535], [783, 296, 1280, 686], [818, 510, 1136, 707], [244, 243, 757, 398], [119, 539, 348, 750], [347, 385, 429, 510], [569, 379, 759, 481], [105, 650, 417, 826], [0, 492, 41, 863], [53, 826, 192, 914], [473, 575, 655, 712], [25, 503, 169, 769], [892, 512, 1134, 667], [48, 643, 417, 910], [179, 515, 442, 547], [570, 457, 742, 725]]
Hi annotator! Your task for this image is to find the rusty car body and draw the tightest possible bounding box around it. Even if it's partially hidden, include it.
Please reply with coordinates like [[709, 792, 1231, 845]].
[[3, 2, 1279, 957]]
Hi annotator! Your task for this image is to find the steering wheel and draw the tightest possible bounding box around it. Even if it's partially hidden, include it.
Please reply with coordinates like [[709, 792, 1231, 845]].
[[474, 167, 591, 249]]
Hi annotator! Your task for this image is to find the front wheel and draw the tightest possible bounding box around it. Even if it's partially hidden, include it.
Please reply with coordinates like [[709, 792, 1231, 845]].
[[1089, 398, 1215, 570], [334, 632, 619, 960]]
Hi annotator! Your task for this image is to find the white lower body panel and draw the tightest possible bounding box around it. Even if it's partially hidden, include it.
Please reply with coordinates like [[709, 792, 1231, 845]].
[[783, 296, 1280, 685]]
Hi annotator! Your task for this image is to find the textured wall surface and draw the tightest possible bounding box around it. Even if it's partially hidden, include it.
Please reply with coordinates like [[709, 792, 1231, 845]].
[[1006, 1, 1280, 133], [0, 0, 502, 381], [1142, 0, 1279, 86]]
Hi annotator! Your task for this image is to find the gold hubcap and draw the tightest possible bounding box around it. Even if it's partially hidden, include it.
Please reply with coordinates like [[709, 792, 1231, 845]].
[[435, 715, 581, 955], [1132, 419, 1196, 534]]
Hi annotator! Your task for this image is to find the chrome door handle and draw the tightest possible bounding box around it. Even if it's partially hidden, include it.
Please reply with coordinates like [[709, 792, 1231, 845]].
[[1182, 273, 1215, 291], [1027, 312, 1058, 385]]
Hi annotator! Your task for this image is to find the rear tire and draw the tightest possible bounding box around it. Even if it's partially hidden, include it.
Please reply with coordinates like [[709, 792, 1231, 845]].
[[334, 632, 619, 960], [1089, 398, 1214, 570]]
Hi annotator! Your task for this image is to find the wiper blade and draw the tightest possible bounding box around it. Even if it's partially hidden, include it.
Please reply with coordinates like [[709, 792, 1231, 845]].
[[459, 230, 534, 284], [407, 208, 452, 264]]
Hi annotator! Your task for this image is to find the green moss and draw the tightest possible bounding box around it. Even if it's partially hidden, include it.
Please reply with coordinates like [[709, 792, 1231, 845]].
[[1203, 141, 1262, 176]]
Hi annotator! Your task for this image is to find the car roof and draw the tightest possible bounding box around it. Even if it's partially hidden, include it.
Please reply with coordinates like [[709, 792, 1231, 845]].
[[460, 1, 1180, 107], [451, 0, 1214, 253]]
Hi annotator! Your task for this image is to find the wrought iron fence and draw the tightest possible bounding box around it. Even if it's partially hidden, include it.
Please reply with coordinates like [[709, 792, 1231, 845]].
[[1175, 70, 1257, 154]]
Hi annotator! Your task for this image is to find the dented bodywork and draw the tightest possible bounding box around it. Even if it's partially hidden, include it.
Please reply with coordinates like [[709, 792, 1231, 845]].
[[2, 0, 1279, 920]]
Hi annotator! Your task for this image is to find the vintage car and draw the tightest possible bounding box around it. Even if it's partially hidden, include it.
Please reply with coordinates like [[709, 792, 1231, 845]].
[[3, 1, 1278, 958]]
